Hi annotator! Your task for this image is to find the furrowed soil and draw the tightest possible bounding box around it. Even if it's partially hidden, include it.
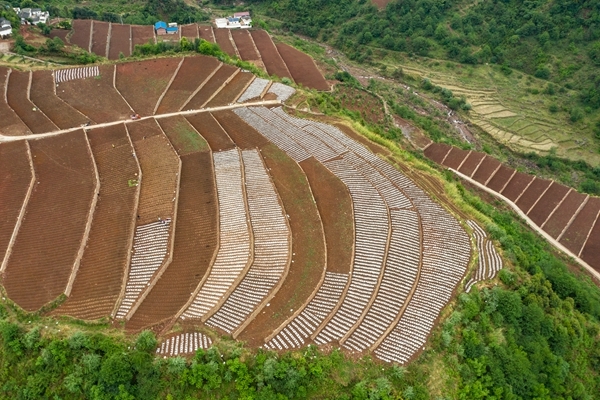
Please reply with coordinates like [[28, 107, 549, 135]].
[[127, 119, 180, 225], [6, 70, 58, 133], [198, 25, 215, 43], [126, 150, 218, 333], [0, 142, 32, 264], [211, 110, 270, 149], [58, 64, 132, 123], [30, 70, 88, 129], [515, 178, 552, 214], [486, 164, 514, 193], [116, 58, 181, 116], [186, 112, 235, 151], [156, 56, 221, 114], [457, 151, 485, 177], [527, 183, 570, 226], [131, 25, 155, 48], [230, 29, 260, 61], [580, 219, 600, 272], [3, 131, 96, 311], [501, 171, 535, 201], [276, 42, 329, 91], [108, 23, 131, 60], [441, 147, 469, 170], [55, 124, 139, 320], [0, 67, 30, 135], [251, 30, 292, 79], [206, 71, 253, 107], [237, 144, 326, 346], [90, 21, 110, 57], [423, 143, 451, 164], [543, 191, 587, 238], [559, 197, 600, 255], [70, 19, 92, 50], [49, 29, 69, 42], [156, 115, 209, 155], [183, 64, 238, 110], [472, 156, 501, 185], [181, 24, 198, 39], [213, 28, 238, 57]]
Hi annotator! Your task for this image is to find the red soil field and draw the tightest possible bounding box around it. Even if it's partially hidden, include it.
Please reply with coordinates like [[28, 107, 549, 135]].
[[213, 28, 238, 57], [0, 142, 33, 265], [543, 191, 587, 238], [211, 110, 269, 149], [457, 151, 485, 177], [472, 156, 501, 185], [108, 23, 131, 60], [231, 29, 260, 61], [515, 178, 552, 214], [559, 197, 600, 255], [49, 29, 69, 42], [237, 144, 326, 346], [527, 182, 570, 226], [156, 56, 221, 114], [423, 143, 451, 164], [3, 131, 96, 311], [486, 164, 515, 193], [0, 67, 30, 135], [185, 112, 235, 151], [126, 150, 217, 332], [441, 147, 469, 170], [181, 24, 198, 39], [70, 19, 92, 51], [55, 124, 139, 320], [6, 70, 58, 133], [198, 25, 215, 43], [206, 71, 254, 107], [91, 20, 110, 57], [157, 115, 209, 155], [131, 25, 155, 48], [182, 64, 238, 110], [116, 57, 181, 116], [501, 171, 535, 202], [30, 70, 88, 129], [127, 119, 180, 225], [276, 42, 329, 91], [58, 64, 132, 123], [580, 218, 600, 271], [250, 30, 292, 79]]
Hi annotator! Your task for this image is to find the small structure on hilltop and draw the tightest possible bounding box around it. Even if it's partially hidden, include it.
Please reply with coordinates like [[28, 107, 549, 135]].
[[214, 11, 252, 29], [0, 18, 12, 38], [13, 7, 49, 25]]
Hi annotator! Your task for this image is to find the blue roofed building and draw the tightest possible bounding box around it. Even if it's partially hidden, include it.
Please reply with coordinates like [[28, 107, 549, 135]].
[[154, 21, 167, 35]]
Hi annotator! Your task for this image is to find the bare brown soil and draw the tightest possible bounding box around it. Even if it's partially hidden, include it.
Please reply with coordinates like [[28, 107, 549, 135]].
[[372, 0, 393, 8], [423, 143, 451, 164], [276, 42, 329, 91], [127, 119, 180, 225], [230, 29, 260, 61], [213, 28, 237, 57], [501, 171, 535, 201], [237, 144, 326, 346], [211, 110, 269, 149], [55, 124, 139, 320], [116, 58, 181, 116], [515, 178, 552, 214], [157, 115, 209, 155], [58, 64, 132, 123], [70, 19, 92, 50], [183, 64, 238, 110], [560, 197, 600, 255], [486, 164, 514, 193], [457, 151, 485, 177], [90, 20, 110, 57], [0, 67, 30, 136], [543, 191, 587, 238], [527, 183, 570, 226], [185, 112, 235, 151], [6, 70, 57, 133], [156, 56, 221, 114], [3, 131, 96, 311], [198, 25, 215, 43], [131, 25, 154, 48], [472, 156, 501, 185], [206, 71, 254, 107], [441, 147, 469, 170], [580, 218, 600, 272], [126, 150, 218, 333], [0, 142, 32, 263], [108, 23, 131, 60], [49, 29, 69, 42], [250, 30, 292, 79], [335, 85, 386, 126], [181, 24, 198, 40], [30, 70, 88, 129]]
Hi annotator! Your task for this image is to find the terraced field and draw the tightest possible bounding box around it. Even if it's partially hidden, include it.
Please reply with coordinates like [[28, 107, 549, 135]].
[[0, 55, 501, 365]]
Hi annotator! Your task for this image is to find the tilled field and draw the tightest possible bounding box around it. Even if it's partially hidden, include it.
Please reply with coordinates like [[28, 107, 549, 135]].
[[183, 64, 238, 110], [131, 25, 155, 48], [91, 21, 110, 58], [230, 29, 260, 61], [251, 30, 292, 80], [275, 43, 329, 91], [69, 19, 92, 51], [206, 71, 254, 107], [0, 67, 30, 136], [213, 28, 238, 58], [108, 23, 132, 60]]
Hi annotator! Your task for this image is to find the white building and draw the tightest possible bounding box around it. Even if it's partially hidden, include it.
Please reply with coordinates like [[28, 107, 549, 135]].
[[0, 18, 12, 38], [214, 13, 252, 29], [14, 8, 49, 25]]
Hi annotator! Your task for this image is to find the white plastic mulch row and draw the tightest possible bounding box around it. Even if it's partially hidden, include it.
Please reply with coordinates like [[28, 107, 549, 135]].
[[54, 66, 100, 83]]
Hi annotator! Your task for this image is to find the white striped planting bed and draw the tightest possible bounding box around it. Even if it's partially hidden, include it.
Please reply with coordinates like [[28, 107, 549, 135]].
[[156, 332, 212, 357], [465, 220, 503, 292], [55, 66, 100, 83]]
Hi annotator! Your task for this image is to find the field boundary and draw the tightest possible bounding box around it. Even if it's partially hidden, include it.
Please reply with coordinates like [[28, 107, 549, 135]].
[[153, 57, 185, 115], [179, 63, 223, 111]]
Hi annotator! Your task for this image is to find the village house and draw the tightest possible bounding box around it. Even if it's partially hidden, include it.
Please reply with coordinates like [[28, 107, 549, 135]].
[[154, 21, 178, 35], [13, 7, 49, 25], [214, 11, 252, 29], [0, 18, 12, 38]]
